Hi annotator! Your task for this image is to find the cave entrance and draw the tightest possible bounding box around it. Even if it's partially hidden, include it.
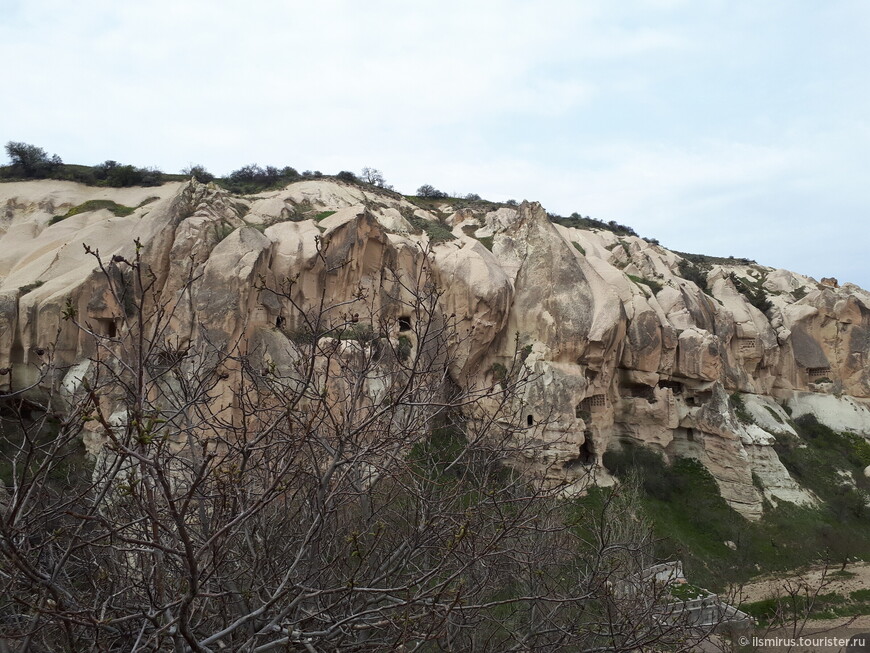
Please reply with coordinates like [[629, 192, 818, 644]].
[[398, 316, 412, 332], [95, 317, 118, 338], [579, 432, 595, 465]]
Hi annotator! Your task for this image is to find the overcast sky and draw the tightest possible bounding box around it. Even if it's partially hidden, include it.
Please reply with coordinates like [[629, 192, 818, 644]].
[[2, 0, 868, 287]]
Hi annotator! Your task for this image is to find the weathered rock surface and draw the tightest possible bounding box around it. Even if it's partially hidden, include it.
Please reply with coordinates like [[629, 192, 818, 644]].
[[2, 178, 869, 519]]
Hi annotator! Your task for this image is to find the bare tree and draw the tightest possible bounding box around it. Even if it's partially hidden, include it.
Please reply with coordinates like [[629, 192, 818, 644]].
[[359, 167, 390, 189], [1, 241, 724, 652]]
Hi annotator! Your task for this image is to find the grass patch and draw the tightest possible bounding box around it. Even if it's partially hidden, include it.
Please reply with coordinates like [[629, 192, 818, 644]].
[[572, 242, 586, 255], [741, 590, 870, 625], [626, 274, 663, 295], [405, 194, 504, 215], [405, 213, 456, 243], [50, 199, 135, 224], [729, 271, 773, 313], [764, 405, 784, 424], [669, 582, 708, 601], [729, 393, 754, 424], [601, 429, 870, 592], [18, 280, 45, 295], [314, 210, 336, 221]]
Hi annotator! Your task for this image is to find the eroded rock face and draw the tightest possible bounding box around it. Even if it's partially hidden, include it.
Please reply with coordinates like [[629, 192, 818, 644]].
[[2, 179, 869, 520]]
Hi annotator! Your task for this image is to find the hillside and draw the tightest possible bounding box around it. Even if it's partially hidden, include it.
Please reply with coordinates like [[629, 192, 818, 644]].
[[2, 177, 869, 516]]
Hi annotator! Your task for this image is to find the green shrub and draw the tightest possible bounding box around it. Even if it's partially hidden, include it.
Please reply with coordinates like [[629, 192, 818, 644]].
[[337, 323, 375, 343], [549, 212, 637, 237], [4, 141, 62, 178], [182, 164, 214, 183], [572, 242, 585, 255], [490, 362, 507, 385], [93, 160, 163, 187], [335, 171, 358, 184], [217, 164, 301, 195], [396, 335, 412, 362], [729, 272, 772, 313], [677, 258, 710, 293]]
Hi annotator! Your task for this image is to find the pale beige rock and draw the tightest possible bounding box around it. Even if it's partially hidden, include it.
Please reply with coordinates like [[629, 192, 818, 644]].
[[3, 178, 870, 521]]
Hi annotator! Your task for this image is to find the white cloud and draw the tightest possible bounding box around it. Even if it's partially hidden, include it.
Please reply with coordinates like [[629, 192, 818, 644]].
[[2, 0, 869, 286]]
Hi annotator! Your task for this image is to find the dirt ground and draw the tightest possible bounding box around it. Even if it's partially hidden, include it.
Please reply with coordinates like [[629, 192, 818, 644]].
[[735, 561, 870, 604], [723, 562, 870, 652]]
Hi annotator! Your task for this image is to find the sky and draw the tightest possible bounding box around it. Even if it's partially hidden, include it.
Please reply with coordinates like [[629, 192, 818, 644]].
[[2, 0, 869, 287]]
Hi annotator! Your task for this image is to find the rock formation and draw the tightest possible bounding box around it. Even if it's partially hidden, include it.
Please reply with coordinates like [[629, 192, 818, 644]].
[[2, 177, 869, 519]]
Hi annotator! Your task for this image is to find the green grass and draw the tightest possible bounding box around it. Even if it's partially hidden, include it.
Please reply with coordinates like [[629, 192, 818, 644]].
[[729, 271, 773, 313], [729, 393, 754, 424], [669, 582, 708, 601], [572, 242, 586, 255], [18, 280, 45, 295], [741, 590, 870, 625], [405, 213, 456, 243], [764, 406, 784, 424], [314, 210, 336, 221], [601, 425, 870, 592], [404, 194, 505, 215], [626, 274, 663, 295], [49, 199, 136, 224]]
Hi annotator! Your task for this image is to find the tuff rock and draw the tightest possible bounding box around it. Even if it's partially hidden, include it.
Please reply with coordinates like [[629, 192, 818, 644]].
[[2, 178, 869, 519]]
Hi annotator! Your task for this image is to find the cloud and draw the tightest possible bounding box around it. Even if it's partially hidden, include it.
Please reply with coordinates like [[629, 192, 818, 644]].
[[1, 1, 869, 287]]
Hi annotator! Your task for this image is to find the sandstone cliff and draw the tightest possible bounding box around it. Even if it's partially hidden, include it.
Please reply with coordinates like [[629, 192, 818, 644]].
[[2, 178, 869, 519]]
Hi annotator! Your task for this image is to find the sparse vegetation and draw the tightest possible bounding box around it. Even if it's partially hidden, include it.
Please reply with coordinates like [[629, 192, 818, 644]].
[[729, 271, 773, 313], [627, 274, 663, 295], [416, 183, 448, 199], [677, 258, 710, 293], [729, 392, 754, 424], [182, 164, 214, 183], [3, 141, 62, 178], [396, 334, 412, 362], [335, 170, 359, 184], [18, 280, 45, 295], [742, 590, 870, 625], [405, 213, 456, 243], [548, 212, 638, 237], [603, 422, 870, 591], [764, 405, 784, 424], [217, 163, 301, 194], [49, 199, 136, 224]]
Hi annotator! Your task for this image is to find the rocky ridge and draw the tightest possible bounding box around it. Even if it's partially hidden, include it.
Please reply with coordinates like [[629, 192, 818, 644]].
[[2, 178, 869, 520]]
